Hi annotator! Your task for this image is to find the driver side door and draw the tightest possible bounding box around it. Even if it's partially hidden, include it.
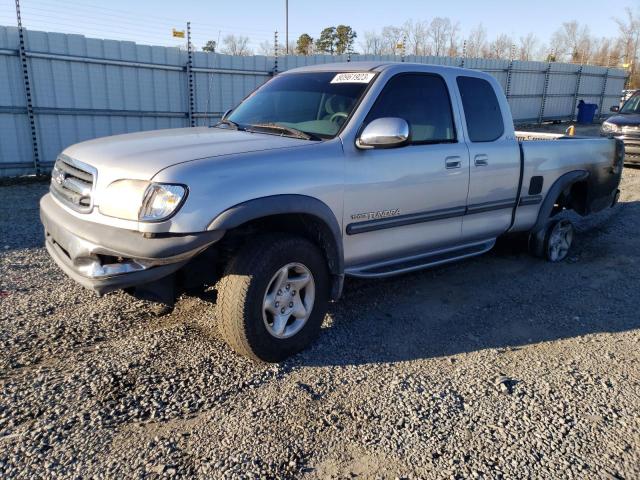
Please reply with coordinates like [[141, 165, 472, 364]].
[[342, 72, 470, 268]]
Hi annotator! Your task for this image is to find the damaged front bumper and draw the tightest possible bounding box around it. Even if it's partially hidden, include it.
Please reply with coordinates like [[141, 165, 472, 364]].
[[40, 193, 224, 295]]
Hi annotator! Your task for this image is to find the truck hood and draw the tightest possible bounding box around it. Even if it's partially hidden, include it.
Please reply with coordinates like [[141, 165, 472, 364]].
[[62, 127, 311, 184]]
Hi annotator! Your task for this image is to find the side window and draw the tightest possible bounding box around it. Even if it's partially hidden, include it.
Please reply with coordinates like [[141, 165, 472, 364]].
[[365, 73, 456, 144], [456, 76, 504, 142]]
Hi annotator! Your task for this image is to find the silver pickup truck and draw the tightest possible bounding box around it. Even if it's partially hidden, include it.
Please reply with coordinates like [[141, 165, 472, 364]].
[[40, 62, 623, 361]]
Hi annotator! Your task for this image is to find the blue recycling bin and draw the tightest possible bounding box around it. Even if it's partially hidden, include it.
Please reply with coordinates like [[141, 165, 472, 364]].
[[576, 101, 598, 124]]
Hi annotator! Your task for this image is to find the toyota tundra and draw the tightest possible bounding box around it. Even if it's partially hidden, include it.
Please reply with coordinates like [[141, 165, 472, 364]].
[[40, 62, 623, 361]]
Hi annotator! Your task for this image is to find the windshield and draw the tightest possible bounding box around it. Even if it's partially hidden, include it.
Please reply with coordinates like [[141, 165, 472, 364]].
[[225, 72, 374, 139], [620, 93, 640, 114]]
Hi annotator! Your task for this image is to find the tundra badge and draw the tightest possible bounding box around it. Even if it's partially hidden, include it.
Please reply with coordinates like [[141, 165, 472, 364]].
[[351, 209, 400, 221]]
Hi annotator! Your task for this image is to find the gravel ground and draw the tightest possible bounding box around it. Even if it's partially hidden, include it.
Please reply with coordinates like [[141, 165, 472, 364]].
[[1, 136, 639, 478]]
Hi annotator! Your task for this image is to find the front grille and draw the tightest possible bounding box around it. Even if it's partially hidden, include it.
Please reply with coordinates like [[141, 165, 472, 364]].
[[50, 155, 97, 213], [621, 125, 640, 134]]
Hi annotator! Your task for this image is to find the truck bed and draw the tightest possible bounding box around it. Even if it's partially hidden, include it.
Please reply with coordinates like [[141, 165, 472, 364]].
[[510, 132, 622, 232]]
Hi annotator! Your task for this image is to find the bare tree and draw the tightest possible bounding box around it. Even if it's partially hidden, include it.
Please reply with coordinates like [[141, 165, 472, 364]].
[[221, 34, 252, 56], [518, 33, 538, 61], [381, 25, 405, 55], [551, 21, 592, 63], [466, 24, 487, 58], [615, 7, 640, 84], [428, 17, 456, 56], [403, 19, 428, 56], [610, 39, 624, 67], [447, 21, 461, 57], [548, 30, 567, 60], [488, 33, 513, 59], [574, 24, 593, 63], [258, 40, 273, 56], [361, 30, 384, 55], [289, 13, 635, 74], [591, 37, 613, 66]]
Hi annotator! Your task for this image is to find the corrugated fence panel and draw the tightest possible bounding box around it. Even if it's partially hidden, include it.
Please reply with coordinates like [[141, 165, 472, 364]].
[[9, 27, 192, 174], [0, 26, 32, 176], [604, 75, 626, 111], [192, 51, 272, 126], [540, 63, 574, 120], [0, 25, 629, 176], [507, 61, 545, 122]]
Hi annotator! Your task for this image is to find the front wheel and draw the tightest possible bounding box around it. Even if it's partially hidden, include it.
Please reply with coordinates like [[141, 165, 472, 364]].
[[215, 234, 329, 362]]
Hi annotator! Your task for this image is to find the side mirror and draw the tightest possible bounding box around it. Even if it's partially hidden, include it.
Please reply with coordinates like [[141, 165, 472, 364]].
[[610, 106, 620, 113], [356, 117, 410, 149]]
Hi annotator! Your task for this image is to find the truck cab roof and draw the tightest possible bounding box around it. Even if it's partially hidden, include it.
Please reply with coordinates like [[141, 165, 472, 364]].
[[284, 61, 491, 79]]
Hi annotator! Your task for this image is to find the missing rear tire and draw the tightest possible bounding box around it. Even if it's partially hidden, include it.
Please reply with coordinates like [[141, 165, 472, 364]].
[[543, 218, 574, 262]]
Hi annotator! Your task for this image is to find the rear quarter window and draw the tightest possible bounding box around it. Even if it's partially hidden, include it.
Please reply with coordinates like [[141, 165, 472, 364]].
[[456, 76, 504, 142]]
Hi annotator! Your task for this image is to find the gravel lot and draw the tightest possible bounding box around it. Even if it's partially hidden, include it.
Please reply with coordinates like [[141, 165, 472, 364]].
[[1, 134, 639, 478]]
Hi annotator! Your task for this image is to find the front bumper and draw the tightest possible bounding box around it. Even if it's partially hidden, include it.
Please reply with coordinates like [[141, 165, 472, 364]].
[[40, 193, 224, 295]]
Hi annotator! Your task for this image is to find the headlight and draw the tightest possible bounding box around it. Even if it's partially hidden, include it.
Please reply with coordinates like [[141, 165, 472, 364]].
[[99, 180, 186, 222], [139, 183, 187, 221], [601, 121, 620, 134]]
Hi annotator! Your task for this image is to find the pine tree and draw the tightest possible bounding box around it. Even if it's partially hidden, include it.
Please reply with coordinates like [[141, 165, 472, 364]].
[[316, 27, 337, 54], [335, 25, 357, 54], [296, 34, 314, 55]]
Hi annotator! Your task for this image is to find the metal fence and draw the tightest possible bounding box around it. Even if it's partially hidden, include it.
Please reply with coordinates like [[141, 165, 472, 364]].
[[0, 25, 628, 177]]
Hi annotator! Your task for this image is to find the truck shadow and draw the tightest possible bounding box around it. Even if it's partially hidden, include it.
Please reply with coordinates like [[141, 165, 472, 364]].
[[294, 199, 640, 367]]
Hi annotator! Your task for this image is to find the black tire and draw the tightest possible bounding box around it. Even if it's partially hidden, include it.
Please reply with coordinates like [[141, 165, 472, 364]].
[[215, 233, 329, 362]]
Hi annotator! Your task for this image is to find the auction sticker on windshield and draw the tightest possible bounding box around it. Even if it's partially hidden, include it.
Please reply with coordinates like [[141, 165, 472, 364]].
[[330, 72, 376, 84]]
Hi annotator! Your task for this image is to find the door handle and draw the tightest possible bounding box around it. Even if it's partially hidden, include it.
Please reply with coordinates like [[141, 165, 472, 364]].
[[474, 154, 489, 166], [445, 156, 461, 169]]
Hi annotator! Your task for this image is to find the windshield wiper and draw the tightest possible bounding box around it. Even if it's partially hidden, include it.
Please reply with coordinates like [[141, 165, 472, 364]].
[[247, 123, 321, 141]]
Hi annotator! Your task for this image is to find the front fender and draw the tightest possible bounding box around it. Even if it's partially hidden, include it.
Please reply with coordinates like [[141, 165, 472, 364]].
[[208, 194, 344, 276]]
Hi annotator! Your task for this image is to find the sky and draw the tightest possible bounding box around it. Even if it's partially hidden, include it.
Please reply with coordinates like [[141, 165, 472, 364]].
[[0, 0, 637, 52]]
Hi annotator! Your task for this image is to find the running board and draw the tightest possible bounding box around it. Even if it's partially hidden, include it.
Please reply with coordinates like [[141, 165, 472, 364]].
[[345, 239, 496, 279]]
